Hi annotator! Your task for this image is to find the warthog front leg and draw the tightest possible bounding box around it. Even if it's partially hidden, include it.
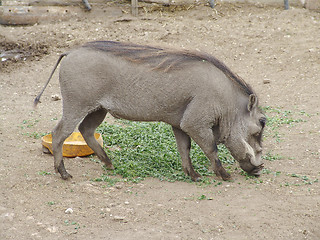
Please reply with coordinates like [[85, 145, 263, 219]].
[[186, 127, 231, 181], [180, 104, 231, 181], [172, 126, 201, 181]]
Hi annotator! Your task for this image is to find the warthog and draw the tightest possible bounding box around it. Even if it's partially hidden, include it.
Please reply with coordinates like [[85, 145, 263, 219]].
[[34, 41, 266, 181]]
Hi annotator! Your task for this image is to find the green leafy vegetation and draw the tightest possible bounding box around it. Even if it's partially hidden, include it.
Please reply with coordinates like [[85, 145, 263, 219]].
[[29, 105, 310, 185], [20, 118, 48, 139], [197, 194, 213, 200], [94, 105, 313, 184], [20, 119, 39, 129], [262, 106, 305, 142], [23, 131, 47, 139], [93, 174, 122, 187], [263, 106, 305, 127], [95, 106, 308, 183], [262, 151, 283, 161], [97, 120, 235, 182], [38, 171, 52, 176], [64, 220, 82, 230], [287, 173, 319, 186]]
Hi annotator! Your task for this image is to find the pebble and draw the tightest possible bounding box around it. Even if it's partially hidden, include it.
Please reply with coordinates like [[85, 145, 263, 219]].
[[65, 208, 73, 214], [51, 94, 61, 101], [2, 213, 15, 221], [47, 226, 58, 233], [263, 79, 271, 84], [113, 215, 127, 222]]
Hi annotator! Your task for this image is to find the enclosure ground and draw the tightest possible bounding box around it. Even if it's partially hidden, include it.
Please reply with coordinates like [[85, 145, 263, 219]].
[[1, 2, 320, 239]]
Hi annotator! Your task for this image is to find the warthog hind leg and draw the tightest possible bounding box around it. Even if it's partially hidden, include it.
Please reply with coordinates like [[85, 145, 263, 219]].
[[52, 117, 81, 180], [79, 108, 114, 170]]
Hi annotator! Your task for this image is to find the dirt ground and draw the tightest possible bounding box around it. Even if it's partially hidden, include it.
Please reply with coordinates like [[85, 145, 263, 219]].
[[1, 1, 320, 239]]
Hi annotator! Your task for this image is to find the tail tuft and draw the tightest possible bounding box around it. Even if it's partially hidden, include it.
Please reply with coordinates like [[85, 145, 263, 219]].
[[33, 95, 41, 108]]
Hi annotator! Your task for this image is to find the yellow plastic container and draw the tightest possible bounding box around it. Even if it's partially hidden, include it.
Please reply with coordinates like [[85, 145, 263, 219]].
[[42, 132, 103, 157]]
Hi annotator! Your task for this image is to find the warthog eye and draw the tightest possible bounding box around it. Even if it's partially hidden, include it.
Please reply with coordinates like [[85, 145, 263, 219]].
[[259, 117, 267, 128]]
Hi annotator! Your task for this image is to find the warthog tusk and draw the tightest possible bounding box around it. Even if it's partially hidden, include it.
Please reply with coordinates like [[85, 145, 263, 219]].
[[242, 139, 261, 167]]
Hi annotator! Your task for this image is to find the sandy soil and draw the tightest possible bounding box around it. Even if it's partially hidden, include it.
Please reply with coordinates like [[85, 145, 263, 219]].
[[1, 1, 320, 239]]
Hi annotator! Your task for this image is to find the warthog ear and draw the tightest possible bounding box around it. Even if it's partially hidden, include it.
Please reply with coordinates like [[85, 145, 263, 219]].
[[247, 94, 258, 112]]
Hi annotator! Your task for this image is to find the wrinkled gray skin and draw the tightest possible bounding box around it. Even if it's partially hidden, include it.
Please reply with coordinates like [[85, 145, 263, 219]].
[[35, 44, 266, 181]]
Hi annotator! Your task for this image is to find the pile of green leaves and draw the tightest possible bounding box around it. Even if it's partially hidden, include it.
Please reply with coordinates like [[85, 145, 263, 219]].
[[96, 106, 306, 183], [97, 120, 235, 182]]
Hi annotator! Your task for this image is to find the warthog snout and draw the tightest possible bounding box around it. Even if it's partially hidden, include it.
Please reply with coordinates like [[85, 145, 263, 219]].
[[240, 161, 264, 176], [249, 163, 264, 176]]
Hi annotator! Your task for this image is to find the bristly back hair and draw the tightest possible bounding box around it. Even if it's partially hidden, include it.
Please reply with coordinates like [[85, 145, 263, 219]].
[[83, 41, 254, 96]]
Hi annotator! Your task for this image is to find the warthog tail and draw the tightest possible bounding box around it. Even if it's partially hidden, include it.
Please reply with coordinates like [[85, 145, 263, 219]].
[[34, 52, 68, 108]]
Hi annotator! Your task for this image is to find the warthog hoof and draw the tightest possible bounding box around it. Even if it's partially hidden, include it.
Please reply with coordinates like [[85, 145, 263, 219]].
[[105, 163, 115, 170], [183, 167, 201, 182], [216, 167, 231, 181], [56, 161, 73, 180], [221, 171, 231, 181], [191, 174, 202, 182], [60, 171, 73, 180]]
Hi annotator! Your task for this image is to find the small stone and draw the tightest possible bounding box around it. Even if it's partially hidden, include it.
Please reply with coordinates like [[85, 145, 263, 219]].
[[263, 79, 271, 84], [65, 208, 73, 214], [2, 213, 14, 221], [47, 226, 57, 233], [51, 94, 61, 101], [113, 215, 126, 221]]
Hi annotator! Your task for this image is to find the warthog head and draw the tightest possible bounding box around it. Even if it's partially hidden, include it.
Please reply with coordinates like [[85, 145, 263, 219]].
[[226, 94, 266, 176]]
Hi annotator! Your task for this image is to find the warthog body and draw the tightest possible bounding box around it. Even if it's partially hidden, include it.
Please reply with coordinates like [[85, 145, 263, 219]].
[[35, 41, 266, 181]]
